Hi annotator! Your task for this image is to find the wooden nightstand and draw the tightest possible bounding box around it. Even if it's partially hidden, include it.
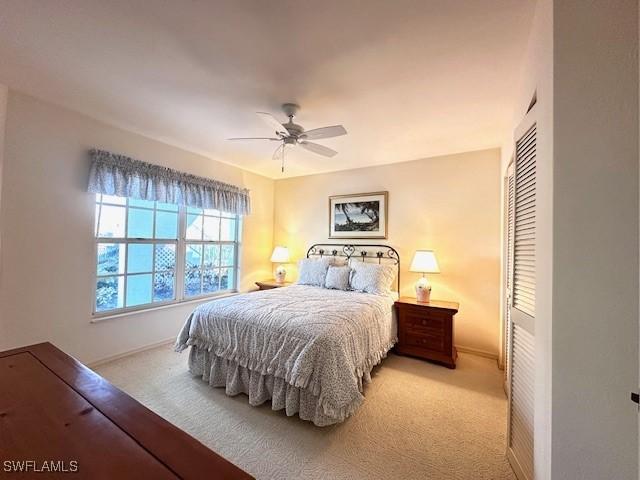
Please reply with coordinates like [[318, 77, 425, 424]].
[[255, 279, 293, 290], [394, 297, 459, 369]]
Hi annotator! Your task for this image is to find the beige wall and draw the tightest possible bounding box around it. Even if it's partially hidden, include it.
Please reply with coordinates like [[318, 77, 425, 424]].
[[0, 91, 274, 363], [551, 1, 638, 478], [274, 149, 502, 357], [0, 91, 503, 363], [0, 84, 7, 346], [0, 84, 7, 257]]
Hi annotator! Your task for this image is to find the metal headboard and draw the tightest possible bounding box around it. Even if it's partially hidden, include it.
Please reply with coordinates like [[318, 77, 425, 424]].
[[306, 243, 401, 292]]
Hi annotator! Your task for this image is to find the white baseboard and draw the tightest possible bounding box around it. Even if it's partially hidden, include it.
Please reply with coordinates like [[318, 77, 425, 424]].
[[455, 344, 499, 361], [88, 337, 174, 368], [87, 339, 499, 369]]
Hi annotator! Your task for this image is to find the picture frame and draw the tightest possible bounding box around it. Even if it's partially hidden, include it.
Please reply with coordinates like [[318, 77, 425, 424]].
[[329, 191, 388, 239]]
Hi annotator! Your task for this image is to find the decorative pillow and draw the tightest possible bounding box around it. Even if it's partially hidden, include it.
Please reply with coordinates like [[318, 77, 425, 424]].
[[297, 258, 330, 286], [349, 261, 396, 295], [324, 265, 351, 291]]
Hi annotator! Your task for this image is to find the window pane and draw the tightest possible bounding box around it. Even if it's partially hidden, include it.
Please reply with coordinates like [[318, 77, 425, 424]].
[[204, 209, 221, 216], [220, 244, 235, 267], [203, 216, 220, 241], [96, 276, 124, 312], [220, 218, 236, 241], [187, 206, 203, 214], [98, 205, 126, 238], [128, 208, 153, 238], [101, 194, 126, 205], [186, 244, 202, 269], [203, 244, 220, 268], [97, 243, 125, 275], [153, 272, 175, 302], [155, 211, 178, 239], [220, 267, 234, 290], [157, 201, 179, 212], [126, 273, 152, 306], [185, 269, 202, 297], [155, 244, 176, 271], [186, 214, 203, 240], [203, 270, 219, 294], [127, 243, 153, 273], [129, 198, 154, 209]]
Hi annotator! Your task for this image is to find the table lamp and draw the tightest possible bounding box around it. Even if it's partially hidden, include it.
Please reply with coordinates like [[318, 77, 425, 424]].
[[409, 250, 440, 303], [270, 246, 290, 284]]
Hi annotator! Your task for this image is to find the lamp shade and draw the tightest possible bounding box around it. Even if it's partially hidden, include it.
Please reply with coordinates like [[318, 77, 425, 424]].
[[270, 246, 290, 263], [409, 250, 440, 273]]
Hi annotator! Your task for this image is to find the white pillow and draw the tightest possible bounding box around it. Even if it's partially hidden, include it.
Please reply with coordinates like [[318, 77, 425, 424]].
[[297, 258, 330, 286], [324, 265, 351, 291], [349, 262, 396, 295]]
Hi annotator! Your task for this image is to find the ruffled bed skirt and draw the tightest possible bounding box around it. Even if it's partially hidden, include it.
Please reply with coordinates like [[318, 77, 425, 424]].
[[188, 346, 372, 426]]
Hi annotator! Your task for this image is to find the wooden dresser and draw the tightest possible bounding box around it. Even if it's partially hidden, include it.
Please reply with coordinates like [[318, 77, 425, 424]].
[[0, 342, 253, 479], [394, 297, 459, 369]]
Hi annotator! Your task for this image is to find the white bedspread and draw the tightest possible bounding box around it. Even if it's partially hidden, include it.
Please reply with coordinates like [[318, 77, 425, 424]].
[[175, 285, 396, 423]]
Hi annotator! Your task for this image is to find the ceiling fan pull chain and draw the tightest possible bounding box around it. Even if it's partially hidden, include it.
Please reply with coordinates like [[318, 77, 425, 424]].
[[281, 145, 285, 173]]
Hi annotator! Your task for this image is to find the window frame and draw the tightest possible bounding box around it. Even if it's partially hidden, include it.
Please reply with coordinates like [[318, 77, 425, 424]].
[[92, 195, 241, 318]]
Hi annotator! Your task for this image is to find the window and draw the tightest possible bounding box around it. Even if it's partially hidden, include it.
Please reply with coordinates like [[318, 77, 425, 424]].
[[94, 194, 240, 315]]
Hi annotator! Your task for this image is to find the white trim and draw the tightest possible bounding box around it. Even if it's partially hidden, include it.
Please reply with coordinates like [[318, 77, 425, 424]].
[[90, 291, 238, 323], [89, 338, 501, 368], [87, 338, 174, 368], [456, 344, 500, 361]]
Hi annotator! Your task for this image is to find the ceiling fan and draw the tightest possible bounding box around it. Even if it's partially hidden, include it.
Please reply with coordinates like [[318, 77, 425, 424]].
[[228, 103, 347, 172]]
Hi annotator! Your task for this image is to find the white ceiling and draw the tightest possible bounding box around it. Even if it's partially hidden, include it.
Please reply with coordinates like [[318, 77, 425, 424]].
[[0, 0, 534, 179]]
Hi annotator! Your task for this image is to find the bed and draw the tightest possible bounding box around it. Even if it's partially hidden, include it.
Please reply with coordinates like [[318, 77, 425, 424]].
[[175, 244, 400, 426]]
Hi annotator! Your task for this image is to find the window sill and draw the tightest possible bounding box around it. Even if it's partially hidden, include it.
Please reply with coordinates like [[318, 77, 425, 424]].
[[90, 291, 239, 323]]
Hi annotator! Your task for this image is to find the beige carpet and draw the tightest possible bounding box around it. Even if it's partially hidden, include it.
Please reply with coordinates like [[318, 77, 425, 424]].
[[96, 345, 515, 480]]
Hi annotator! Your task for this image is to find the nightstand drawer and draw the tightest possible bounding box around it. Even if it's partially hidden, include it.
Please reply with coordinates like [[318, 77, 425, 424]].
[[401, 312, 445, 333], [404, 331, 445, 352]]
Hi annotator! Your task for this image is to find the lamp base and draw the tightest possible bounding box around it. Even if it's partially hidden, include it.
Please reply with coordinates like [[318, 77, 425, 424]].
[[274, 265, 287, 284], [415, 276, 431, 303]]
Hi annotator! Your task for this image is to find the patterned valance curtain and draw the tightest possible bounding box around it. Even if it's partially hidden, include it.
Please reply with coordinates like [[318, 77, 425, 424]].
[[87, 149, 251, 215]]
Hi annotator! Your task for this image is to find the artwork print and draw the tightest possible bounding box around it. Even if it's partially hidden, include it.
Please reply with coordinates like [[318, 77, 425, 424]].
[[329, 192, 388, 239]]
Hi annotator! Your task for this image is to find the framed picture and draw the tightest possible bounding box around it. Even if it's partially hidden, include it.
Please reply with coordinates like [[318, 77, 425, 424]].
[[329, 191, 388, 239]]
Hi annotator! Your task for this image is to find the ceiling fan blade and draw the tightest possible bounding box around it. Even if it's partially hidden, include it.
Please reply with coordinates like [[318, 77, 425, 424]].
[[256, 112, 289, 137], [300, 125, 347, 140], [227, 137, 281, 141], [227, 137, 282, 141], [299, 141, 338, 157]]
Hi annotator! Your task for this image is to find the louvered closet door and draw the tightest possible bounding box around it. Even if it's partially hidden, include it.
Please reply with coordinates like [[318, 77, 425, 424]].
[[506, 107, 536, 480], [503, 164, 515, 394]]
